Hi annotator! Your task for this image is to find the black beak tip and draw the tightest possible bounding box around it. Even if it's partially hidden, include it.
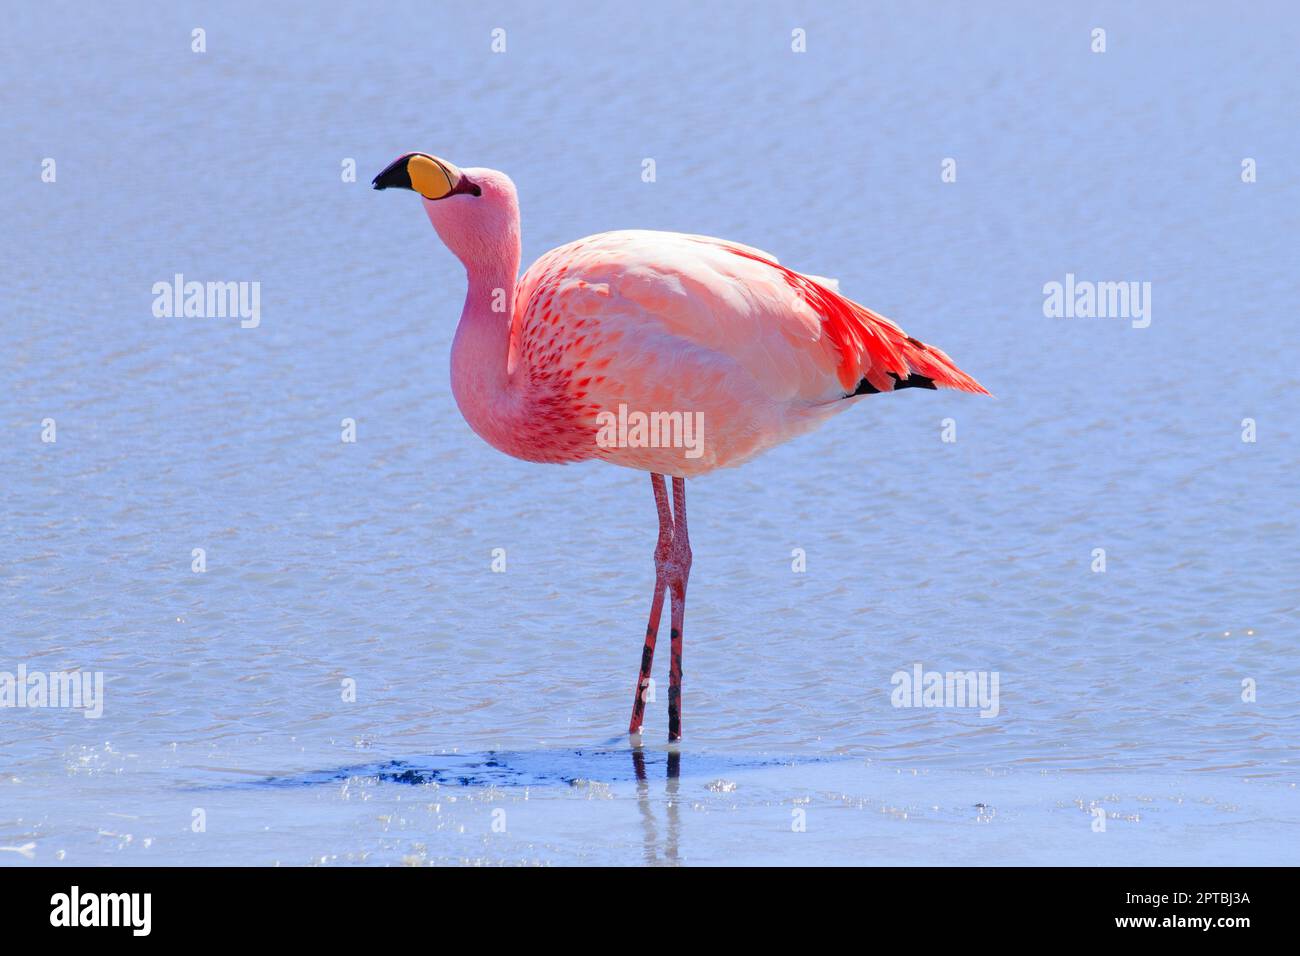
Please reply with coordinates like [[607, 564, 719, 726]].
[[372, 155, 413, 192]]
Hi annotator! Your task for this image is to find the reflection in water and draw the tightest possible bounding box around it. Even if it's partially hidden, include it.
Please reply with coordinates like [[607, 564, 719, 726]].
[[633, 746, 681, 865]]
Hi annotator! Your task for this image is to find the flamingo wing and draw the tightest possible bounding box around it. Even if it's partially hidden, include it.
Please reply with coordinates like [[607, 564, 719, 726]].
[[513, 229, 988, 407]]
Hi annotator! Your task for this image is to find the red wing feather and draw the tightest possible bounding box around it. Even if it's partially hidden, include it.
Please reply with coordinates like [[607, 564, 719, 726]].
[[722, 245, 990, 397]]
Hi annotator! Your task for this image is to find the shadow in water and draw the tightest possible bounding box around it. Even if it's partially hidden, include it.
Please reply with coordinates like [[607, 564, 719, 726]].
[[190, 747, 830, 792], [188, 747, 837, 865]]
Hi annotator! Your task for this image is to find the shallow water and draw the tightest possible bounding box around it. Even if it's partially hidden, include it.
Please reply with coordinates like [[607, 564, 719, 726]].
[[2, 1, 1298, 865]]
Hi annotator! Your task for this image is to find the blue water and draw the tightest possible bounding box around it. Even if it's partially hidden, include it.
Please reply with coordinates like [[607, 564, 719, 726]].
[[1, 1, 1297, 865]]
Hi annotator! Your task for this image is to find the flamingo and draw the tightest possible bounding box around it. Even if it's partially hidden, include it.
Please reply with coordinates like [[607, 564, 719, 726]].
[[373, 152, 989, 741]]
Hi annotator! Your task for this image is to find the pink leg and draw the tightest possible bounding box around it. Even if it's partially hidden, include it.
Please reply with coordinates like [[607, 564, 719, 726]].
[[629, 474, 672, 735], [666, 477, 691, 741]]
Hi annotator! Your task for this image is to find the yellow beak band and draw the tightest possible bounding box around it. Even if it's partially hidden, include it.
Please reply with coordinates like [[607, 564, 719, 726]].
[[408, 154, 458, 200]]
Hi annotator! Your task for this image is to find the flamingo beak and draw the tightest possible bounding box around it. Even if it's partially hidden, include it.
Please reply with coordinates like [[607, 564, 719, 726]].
[[372, 153, 481, 200]]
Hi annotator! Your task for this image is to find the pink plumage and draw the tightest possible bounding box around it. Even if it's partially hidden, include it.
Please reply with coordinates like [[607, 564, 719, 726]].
[[495, 228, 988, 475]]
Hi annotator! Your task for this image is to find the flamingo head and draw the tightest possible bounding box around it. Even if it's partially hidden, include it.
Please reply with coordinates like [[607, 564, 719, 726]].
[[373, 153, 519, 269]]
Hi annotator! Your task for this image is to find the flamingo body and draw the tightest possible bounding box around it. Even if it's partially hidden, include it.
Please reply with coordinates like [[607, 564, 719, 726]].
[[475, 228, 987, 475]]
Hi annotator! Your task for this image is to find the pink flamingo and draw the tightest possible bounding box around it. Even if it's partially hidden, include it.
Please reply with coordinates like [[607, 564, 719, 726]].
[[374, 152, 989, 741]]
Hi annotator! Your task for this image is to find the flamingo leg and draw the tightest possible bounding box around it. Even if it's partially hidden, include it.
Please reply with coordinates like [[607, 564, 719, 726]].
[[629, 473, 672, 735], [667, 476, 691, 741]]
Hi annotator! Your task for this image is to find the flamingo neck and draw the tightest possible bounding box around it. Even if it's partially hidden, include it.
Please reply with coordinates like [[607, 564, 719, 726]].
[[449, 232, 522, 451]]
